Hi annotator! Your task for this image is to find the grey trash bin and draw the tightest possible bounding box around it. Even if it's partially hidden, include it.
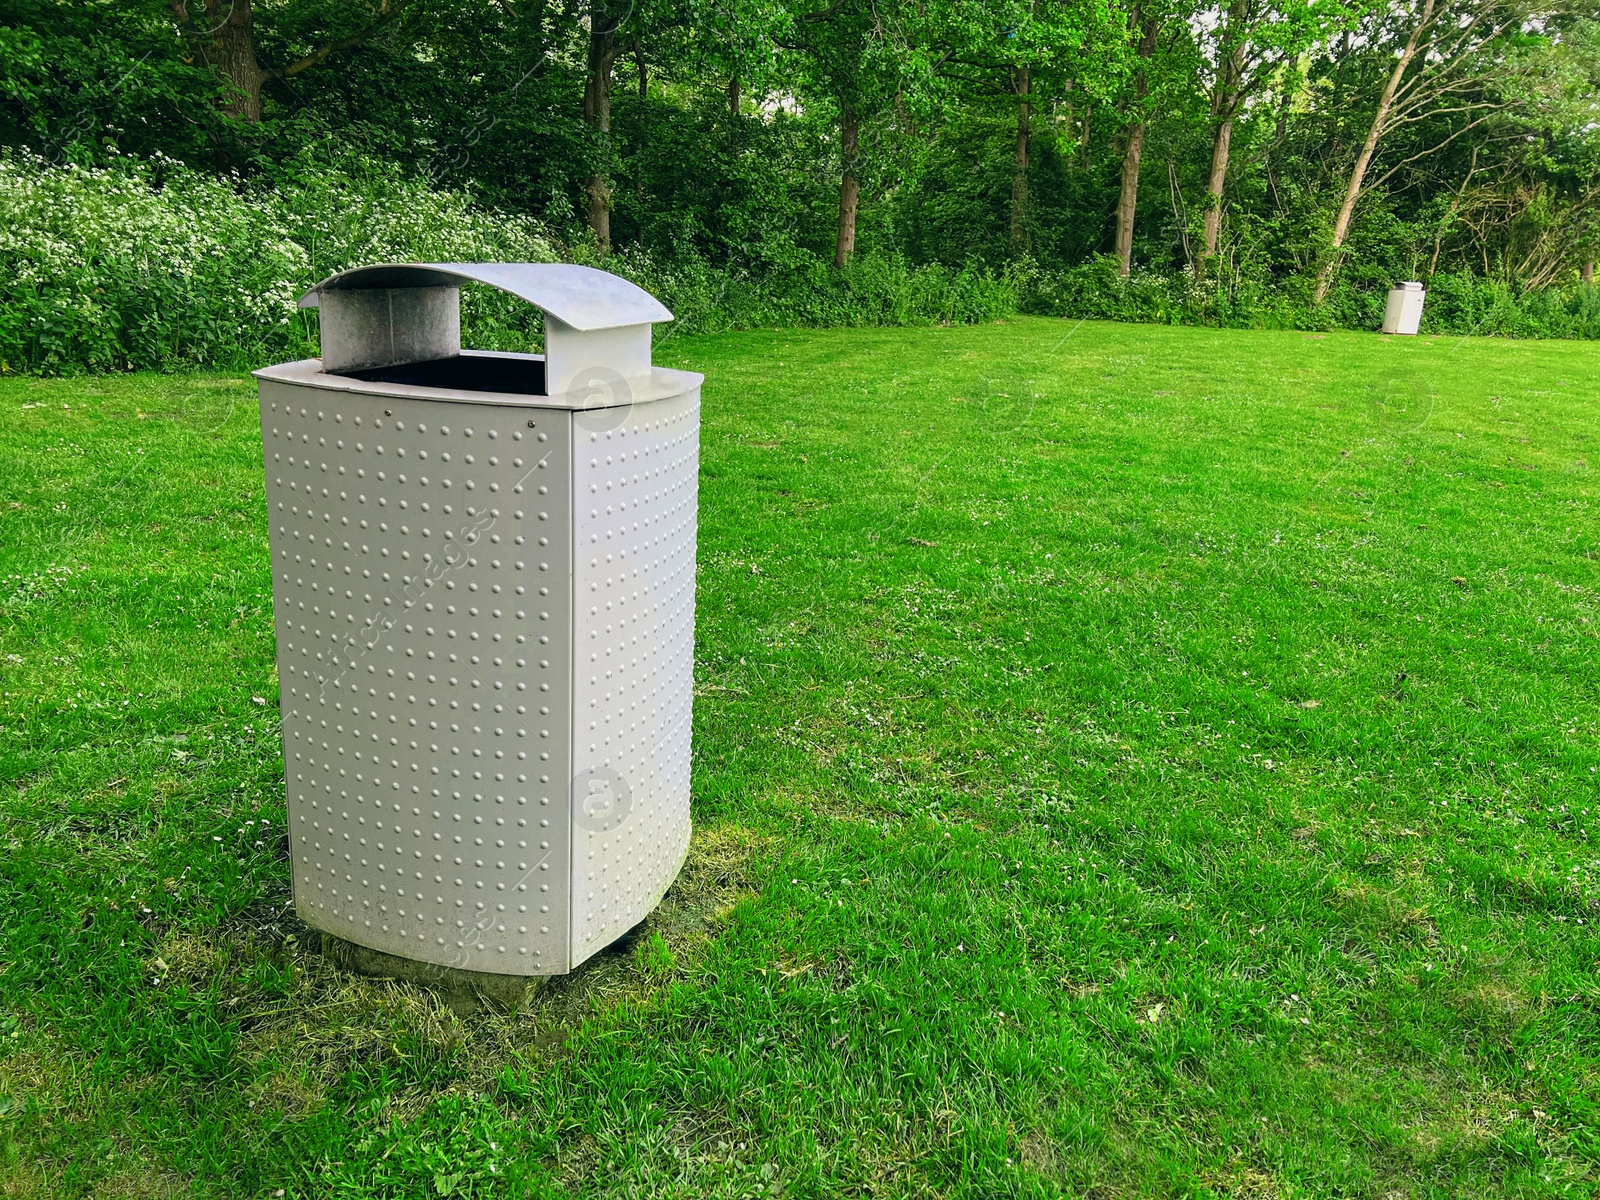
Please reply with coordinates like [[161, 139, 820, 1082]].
[[254, 263, 701, 976]]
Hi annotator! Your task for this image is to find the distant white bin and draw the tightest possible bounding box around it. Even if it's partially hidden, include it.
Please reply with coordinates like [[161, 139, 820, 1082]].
[[1382, 281, 1426, 335], [254, 263, 701, 976]]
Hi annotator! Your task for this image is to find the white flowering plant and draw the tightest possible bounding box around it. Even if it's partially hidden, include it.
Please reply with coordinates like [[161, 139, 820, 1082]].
[[0, 148, 560, 372]]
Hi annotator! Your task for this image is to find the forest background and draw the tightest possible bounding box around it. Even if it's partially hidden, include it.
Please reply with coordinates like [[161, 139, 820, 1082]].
[[0, 0, 1597, 372]]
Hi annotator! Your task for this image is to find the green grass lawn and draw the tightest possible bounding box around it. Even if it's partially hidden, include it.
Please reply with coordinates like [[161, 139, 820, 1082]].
[[1, 317, 1598, 1198]]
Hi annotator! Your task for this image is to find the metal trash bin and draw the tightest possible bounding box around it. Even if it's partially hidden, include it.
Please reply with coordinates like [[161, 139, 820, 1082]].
[[254, 263, 701, 977], [1382, 281, 1426, 335]]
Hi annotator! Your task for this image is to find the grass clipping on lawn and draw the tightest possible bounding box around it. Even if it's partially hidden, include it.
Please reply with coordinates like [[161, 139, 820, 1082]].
[[0, 319, 1596, 1197]]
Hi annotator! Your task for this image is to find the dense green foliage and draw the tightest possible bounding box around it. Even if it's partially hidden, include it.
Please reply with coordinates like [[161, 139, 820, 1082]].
[[2, 321, 1598, 1194], [0, 149, 1019, 372], [0, 0, 1596, 370], [1024, 255, 1600, 336]]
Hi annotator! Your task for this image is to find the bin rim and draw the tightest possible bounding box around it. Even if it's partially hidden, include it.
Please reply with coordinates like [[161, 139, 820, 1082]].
[[254, 354, 703, 411], [299, 262, 673, 332]]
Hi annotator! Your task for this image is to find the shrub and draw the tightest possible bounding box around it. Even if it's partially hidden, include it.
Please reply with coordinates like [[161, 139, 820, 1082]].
[[0, 149, 565, 372], [1420, 273, 1600, 339], [0, 151, 310, 372], [0, 148, 1589, 376], [604, 248, 1022, 334], [1022, 256, 1600, 339], [0, 150, 1022, 374]]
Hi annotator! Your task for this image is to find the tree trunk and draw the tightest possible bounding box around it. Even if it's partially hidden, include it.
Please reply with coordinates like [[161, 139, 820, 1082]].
[[175, 0, 411, 122], [1010, 65, 1031, 256], [584, 5, 621, 255], [1115, 121, 1146, 277], [174, 0, 269, 120], [1314, 0, 1433, 303], [1114, 14, 1159, 277], [835, 103, 861, 268], [1202, 114, 1234, 259], [1582, 261, 1595, 284], [635, 38, 647, 104], [728, 74, 740, 115], [1202, 0, 1247, 262]]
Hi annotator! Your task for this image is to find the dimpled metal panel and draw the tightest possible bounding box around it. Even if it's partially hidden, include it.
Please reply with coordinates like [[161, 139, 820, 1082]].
[[569, 389, 700, 965], [259, 380, 573, 975]]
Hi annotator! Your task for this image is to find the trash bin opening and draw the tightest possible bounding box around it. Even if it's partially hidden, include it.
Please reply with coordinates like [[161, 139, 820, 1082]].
[[335, 352, 546, 396]]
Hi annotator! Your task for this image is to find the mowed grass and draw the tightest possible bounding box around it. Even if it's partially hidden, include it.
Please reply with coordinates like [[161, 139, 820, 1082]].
[[0, 317, 1597, 1198]]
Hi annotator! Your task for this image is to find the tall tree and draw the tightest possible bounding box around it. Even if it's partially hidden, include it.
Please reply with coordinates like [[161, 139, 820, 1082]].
[[940, 0, 1123, 258], [780, 0, 969, 266], [1114, 6, 1161, 276], [779, 0, 892, 266], [1200, 0, 1249, 260], [583, 0, 625, 253], [1194, 0, 1345, 262], [169, 0, 410, 121], [1313, 0, 1537, 302], [835, 98, 862, 264]]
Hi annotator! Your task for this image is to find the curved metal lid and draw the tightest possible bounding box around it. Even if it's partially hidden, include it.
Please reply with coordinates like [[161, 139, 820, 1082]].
[[298, 262, 673, 332]]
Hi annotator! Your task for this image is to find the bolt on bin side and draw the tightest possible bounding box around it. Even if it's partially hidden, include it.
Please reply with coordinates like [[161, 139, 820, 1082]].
[[1382, 281, 1426, 335], [253, 263, 702, 977]]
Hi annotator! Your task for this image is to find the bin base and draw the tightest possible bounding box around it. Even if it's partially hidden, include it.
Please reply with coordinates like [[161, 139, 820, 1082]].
[[320, 935, 542, 1015]]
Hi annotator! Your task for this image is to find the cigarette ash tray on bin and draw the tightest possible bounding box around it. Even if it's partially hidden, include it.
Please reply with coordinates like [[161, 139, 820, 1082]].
[[254, 263, 700, 977]]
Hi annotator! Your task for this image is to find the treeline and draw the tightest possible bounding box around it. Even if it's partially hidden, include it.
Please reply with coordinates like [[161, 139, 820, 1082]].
[[0, 0, 1597, 368]]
